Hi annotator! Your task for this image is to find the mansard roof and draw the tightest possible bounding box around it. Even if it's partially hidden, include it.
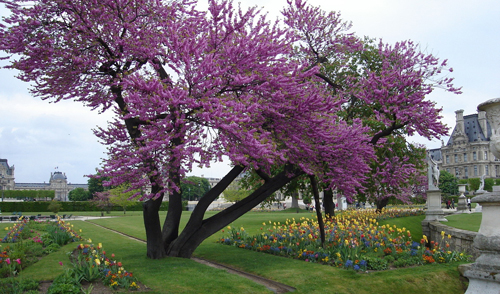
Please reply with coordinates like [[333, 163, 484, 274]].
[[447, 114, 492, 145], [428, 148, 442, 162], [0, 159, 14, 175]]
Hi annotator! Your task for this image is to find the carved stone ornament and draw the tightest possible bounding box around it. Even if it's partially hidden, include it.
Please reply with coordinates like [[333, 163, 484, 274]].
[[478, 98, 500, 158]]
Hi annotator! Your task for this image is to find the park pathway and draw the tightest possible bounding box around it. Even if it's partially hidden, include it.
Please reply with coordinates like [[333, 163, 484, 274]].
[[83, 219, 296, 293]]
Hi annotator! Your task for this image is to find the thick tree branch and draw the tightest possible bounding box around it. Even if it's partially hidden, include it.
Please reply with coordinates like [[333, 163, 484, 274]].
[[370, 121, 408, 145]]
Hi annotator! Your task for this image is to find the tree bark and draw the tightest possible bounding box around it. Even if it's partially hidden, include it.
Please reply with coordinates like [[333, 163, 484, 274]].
[[323, 189, 335, 218], [291, 192, 299, 208], [167, 166, 302, 258], [167, 165, 245, 257], [310, 176, 326, 247], [375, 197, 390, 213], [143, 195, 165, 259]]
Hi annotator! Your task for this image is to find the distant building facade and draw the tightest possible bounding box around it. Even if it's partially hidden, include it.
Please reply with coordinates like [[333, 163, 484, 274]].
[[429, 108, 500, 180], [0, 159, 16, 191], [0, 159, 87, 201]]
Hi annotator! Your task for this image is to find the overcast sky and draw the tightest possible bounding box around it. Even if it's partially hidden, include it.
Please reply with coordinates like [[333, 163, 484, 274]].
[[1, 0, 499, 184]]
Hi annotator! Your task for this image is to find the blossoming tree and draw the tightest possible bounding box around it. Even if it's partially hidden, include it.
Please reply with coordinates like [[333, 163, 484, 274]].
[[282, 0, 461, 212], [0, 0, 459, 260]]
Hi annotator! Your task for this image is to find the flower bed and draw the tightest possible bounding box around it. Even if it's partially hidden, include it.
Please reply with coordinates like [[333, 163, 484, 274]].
[[0, 217, 82, 277], [218, 208, 470, 271], [0, 217, 143, 293]]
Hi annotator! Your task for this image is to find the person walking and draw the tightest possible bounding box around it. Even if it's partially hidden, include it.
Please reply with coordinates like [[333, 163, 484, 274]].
[[467, 197, 471, 212]]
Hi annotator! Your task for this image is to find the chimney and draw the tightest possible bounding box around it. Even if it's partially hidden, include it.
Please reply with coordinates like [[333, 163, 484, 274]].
[[478, 111, 488, 138], [455, 109, 465, 134]]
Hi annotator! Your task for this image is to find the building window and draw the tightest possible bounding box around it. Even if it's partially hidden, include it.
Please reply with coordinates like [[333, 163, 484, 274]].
[[446, 155, 450, 164], [473, 152, 477, 161], [464, 153, 467, 162], [447, 168, 450, 173], [474, 165, 478, 176], [455, 167, 459, 176], [454, 154, 458, 163], [486, 165, 489, 175], [465, 167, 468, 177], [485, 151, 488, 160]]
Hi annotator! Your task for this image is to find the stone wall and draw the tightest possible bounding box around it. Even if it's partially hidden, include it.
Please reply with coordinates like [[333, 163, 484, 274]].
[[425, 221, 479, 259]]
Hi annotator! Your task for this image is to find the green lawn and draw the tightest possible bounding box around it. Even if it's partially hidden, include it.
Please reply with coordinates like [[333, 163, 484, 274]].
[[1, 210, 471, 293], [443, 213, 482, 232]]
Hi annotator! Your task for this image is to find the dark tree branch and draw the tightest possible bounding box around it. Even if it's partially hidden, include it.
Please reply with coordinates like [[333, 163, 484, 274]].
[[370, 121, 408, 145]]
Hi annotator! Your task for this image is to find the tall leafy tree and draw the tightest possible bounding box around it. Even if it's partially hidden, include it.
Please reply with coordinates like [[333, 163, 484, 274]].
[[68, 187, 91, 201], [439, 170, 458, 195], [180, 176, 211, 201], [0, 0, 458, 260], [87, 173, 110, 199]]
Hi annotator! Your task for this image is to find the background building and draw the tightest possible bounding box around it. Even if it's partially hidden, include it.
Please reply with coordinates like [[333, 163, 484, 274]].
[[429, 107, 500, 180], [0, 159, 88, 201]]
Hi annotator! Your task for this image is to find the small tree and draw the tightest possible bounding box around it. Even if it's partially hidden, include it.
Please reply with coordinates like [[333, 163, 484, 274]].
[[468, 178, 481, 192], [485, 178, 494, 192], [108, 185, 138, 214], [92, 191, 112, 216], [47, 201, 62, 214]]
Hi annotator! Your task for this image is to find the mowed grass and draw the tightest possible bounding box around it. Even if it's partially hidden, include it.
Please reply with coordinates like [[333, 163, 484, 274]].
[[443, 213, 481, 232], [1, 210, 472, 293]]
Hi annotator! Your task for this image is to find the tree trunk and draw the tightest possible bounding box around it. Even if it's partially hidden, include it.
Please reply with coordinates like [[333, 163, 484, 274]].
[[167, 166, 302, 258], [167, 165, 245, 257], [375, 197, 390, 213], [143, 196, 165, 259], [323, 189, 335, 218], [310, 176, 326, 247], [291, 192, 299, 208]]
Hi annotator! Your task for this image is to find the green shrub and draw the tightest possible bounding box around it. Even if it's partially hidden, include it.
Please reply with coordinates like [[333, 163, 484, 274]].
[[43, 243, 61, 254], [47, 270, 82, 294], [47, 202, 63, 214], [47, 283, 81, 294], [0, 277, 39, 294], [365, 257, 388, 270], [45, 226, 72, 246]]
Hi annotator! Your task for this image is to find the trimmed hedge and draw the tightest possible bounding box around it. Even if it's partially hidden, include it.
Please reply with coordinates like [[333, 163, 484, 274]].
[[2, 190, 55, 199], [0, 201, 185, 213]]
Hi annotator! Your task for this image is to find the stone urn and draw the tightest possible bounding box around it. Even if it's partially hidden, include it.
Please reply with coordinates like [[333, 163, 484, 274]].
[[478, 98, 500, 158], [464, 187, 500, 293], [457, 184, 467, 212]]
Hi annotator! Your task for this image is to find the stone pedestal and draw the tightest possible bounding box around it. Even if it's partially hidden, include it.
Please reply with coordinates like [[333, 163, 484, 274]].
[[464, 186, 500, 293], [458, 194, 467, 212], [423, 189, 447, 222], [422, 189, 446, 238]]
